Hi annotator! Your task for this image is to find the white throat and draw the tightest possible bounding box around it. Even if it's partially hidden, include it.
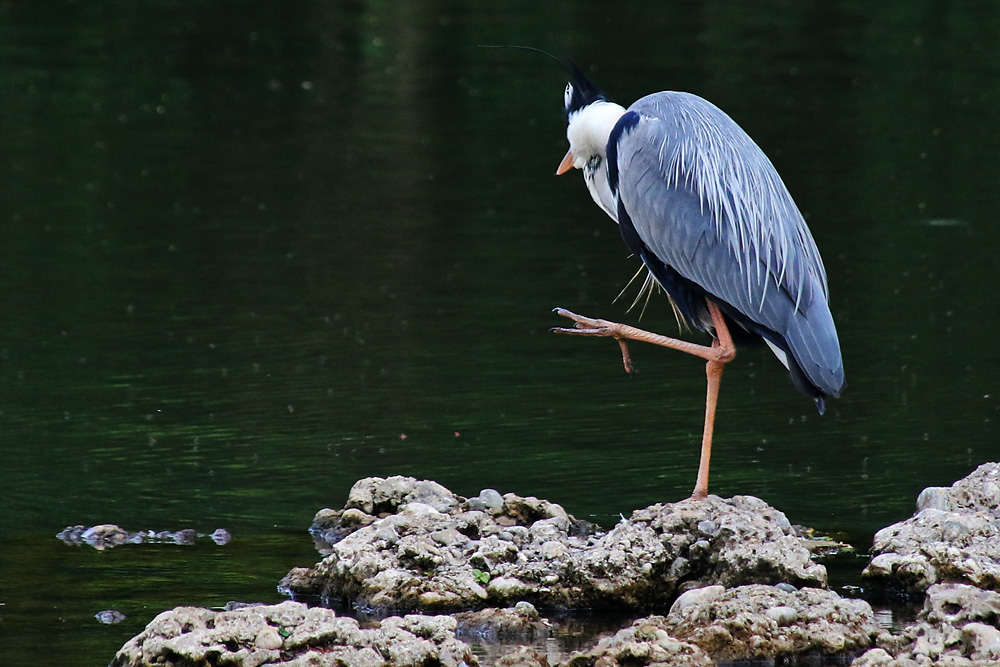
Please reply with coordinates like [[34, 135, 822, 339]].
[[567, 101, 626, 221]]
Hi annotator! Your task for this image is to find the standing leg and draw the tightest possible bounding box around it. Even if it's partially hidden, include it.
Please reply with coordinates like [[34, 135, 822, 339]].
[[552, 300, 736, 500], [691, 352, 724, 500], [690, 303, 736, 500]]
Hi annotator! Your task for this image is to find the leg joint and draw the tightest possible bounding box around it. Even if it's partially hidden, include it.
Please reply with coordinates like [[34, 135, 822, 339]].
[[715, 345, 736, 363]]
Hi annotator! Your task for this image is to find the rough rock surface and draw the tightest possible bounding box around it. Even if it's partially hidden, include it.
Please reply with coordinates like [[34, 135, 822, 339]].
[[110, 600, 476, 667], [863, 462, 1000, 594], [280, 476, 827, 612], [664, 584, 882, 661], [494, 646, 551, 666], [852, 584, 1000, 667], [561, 585, 880, 665], [563, 617, 715, 667], [58, 524, 231, 549]]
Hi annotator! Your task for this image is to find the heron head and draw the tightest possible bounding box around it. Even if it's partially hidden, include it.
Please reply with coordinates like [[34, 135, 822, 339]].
[[556, 63, 625, 175]]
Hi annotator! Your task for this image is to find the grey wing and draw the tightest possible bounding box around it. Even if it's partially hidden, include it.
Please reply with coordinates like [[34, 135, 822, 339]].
[[615, 92, 844, 398]]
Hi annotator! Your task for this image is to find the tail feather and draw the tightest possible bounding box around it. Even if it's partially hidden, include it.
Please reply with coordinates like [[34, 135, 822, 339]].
[[782, 295, 845, 410]]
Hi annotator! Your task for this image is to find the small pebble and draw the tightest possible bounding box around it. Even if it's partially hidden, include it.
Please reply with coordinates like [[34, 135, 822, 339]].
[[255, 625, 284, 650], [916, 487, 951, 512], [340, 508, 370, 525], [765, 605, 798, 626], [376, 523, 401, 545], [696, 520, 718, 536], [670, 585, 725, 614], [540, 540, 565, 560], [478, 489, 505, 511]]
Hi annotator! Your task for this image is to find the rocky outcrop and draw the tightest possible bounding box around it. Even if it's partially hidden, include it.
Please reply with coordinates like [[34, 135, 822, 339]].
[[863, 462, 1000, 594], [573, 495, 826, 601], [852, 584, 1000, 666], [280, 476, 826, 612], [109, 600, 476, 667]]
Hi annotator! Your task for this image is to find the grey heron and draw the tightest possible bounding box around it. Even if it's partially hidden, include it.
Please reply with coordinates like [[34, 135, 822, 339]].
[[550, 64, 845, 500]]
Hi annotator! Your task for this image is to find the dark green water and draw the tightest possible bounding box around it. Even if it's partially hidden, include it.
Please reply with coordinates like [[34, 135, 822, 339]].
[[1, 1, 999, 664]]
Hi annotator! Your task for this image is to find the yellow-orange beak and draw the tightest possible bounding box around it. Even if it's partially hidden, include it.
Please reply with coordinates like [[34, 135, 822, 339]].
[[556, 148, 575, 175]]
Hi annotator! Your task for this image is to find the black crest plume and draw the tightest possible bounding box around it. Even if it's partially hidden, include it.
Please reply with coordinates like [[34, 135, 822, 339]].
[[478, 44, 606, 118]]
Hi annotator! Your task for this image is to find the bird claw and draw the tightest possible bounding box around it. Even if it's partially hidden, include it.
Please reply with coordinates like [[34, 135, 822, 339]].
[[550, 308, 617, 335], [551, 307, 635, 375]]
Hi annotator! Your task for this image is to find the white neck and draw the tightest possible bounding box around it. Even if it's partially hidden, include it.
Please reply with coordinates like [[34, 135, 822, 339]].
[[567, 101, 626, 221]]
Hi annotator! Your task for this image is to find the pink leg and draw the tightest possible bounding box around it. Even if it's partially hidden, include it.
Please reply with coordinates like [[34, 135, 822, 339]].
[[553, 301, 736, 499]]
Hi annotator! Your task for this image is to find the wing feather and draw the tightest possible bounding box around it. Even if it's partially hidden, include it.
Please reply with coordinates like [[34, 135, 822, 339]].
[[612, 92, 844, 398]]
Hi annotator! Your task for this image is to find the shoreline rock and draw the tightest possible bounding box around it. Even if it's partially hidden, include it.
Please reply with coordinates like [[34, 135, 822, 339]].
[[862, 462, 1000, 595], [853, 583, 1000, 666], [109, 585, 882, 667], [110, 600, 477, 667]]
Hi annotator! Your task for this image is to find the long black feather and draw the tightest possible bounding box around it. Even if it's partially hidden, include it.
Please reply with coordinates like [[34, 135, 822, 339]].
[[478, 44, 606, 117]]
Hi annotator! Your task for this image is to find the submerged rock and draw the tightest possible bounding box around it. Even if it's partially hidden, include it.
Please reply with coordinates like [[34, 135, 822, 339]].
[[96, 609, 127, 624], [852, 583, 1000, 666], [109, 600, 476, 667], [58, 524, 131, 549], [454, 601, 551, 642], [281, 477, 826, 612], [862, 462, 1000, 594], [57, 524, 230, 550]]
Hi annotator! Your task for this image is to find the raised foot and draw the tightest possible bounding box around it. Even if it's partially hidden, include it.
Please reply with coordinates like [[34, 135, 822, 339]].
[[551, 308, 635, 374], [550, 308, 621, 337]]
